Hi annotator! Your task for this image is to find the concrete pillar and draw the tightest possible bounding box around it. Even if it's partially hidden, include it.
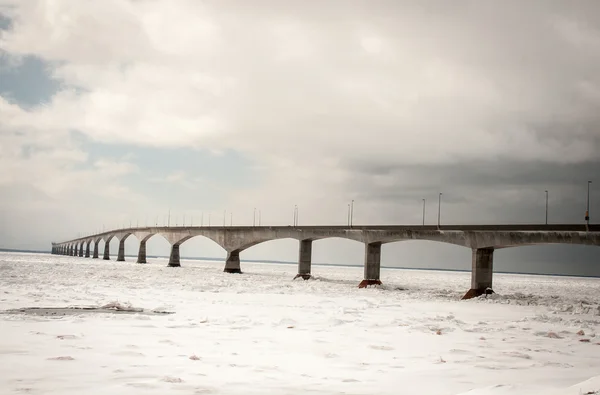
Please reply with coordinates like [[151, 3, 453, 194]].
[[137, 240, 147, 264], [117, 239, 126, 262], [359, 242, 382, 288], [103, 241, 110, 260], [224, 250, 242, 273], [71, 245, 75, 256], [85, 242, 90, 258], [294, 239, 312, 280], [462, 247, 495, 300], [78, 243, 84, 257], [168, 244, 180, 267], [93, 241, 99, 259], [74, 244, 79, 256]]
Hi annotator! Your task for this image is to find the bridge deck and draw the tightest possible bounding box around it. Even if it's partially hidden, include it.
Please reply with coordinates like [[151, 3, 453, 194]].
[[58, 223, 599, 243]]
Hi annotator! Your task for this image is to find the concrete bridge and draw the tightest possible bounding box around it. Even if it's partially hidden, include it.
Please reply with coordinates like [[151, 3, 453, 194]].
[[51, 224, 600, 299]]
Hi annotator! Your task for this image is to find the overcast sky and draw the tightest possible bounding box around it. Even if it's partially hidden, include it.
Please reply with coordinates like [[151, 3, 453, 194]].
[[1, 1, 599, 275]]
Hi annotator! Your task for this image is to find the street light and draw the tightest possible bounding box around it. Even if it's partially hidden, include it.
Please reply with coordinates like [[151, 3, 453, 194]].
[[586, 181, 592, 225], [437, 193, 442, 229], [422, 198, 426, 226], [253, 208, 256, 227], [545, 190, 548, 225], [293, 205, 298, 226], [350, 200, 354, 227], [259, 210, 262, 226], [347, 203, 351, 226]]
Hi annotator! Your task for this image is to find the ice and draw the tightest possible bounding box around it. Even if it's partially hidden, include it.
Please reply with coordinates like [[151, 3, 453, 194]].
[[1, 251, 599, 394]]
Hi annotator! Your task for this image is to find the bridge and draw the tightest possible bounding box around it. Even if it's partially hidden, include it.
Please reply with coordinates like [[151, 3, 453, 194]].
[[51, 224, 600, 299]]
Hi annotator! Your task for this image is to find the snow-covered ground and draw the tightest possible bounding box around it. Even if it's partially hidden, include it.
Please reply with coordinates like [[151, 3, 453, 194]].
[[1, 251, 599, 395]]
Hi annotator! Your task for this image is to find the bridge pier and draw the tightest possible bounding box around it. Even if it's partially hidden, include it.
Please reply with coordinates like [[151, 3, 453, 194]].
[[103, 242, 110, 260], [78, 243, 83, 257], [85, 242, 90, 258], [224, 250, 242, 273], [93, 241, 99, 259], [462, 247, 495, 300], [294, 239, 312, 280], [359, 242, 382, 288], [117, 239, 126, 262], [358, 242, 381, 288], [168, 244, 181, 267], [74, 244, 79, 257], [137, 240, 147, 264]]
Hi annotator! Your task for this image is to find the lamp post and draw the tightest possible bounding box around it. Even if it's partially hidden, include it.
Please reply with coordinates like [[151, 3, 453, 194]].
[[586, 181, 592, 225], [422, 198, 426, 226], [347, 203, 351, 226], [350, 200, 354, 227], [545, 190, 548, 225], [293, 205, 298, 226], [259, 210, 262, 226], [437, 193, 442, 229], [253, 208, 256, 227]]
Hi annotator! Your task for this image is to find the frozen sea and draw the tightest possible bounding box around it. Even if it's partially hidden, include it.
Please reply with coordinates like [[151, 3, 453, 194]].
[[1, 251, 599, 395]]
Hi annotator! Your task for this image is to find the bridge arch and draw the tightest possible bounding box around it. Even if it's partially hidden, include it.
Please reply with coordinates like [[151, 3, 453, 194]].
[[168, 233, 224, 250]]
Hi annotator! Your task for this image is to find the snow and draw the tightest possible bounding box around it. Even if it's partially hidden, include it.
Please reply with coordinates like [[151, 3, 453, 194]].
[[1, 251, 599, 395]]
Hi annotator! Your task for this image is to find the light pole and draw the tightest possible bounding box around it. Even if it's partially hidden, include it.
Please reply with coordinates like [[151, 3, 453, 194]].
[[422, 199, 426, 226], [209, 213, 211, 227], [201, 212, 204, 226], [586, 181, 592, 225], [168, 209, 171, 227], [253, 208, 256, 227], [437, 193, 442, 229], [294, 205, 298, 226], [347, 203, 351, 226], [545, 190, 548, 225], [230, 212, 233, 226], [350, 200, 354, 227], [259, 210, 262, 226]]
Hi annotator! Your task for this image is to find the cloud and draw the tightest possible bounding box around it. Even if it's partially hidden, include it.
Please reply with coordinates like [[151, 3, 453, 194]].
[[1, 1, 598, 165]]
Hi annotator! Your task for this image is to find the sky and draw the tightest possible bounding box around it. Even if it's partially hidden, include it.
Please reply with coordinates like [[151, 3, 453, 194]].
[[0, 0, 599, 276]]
